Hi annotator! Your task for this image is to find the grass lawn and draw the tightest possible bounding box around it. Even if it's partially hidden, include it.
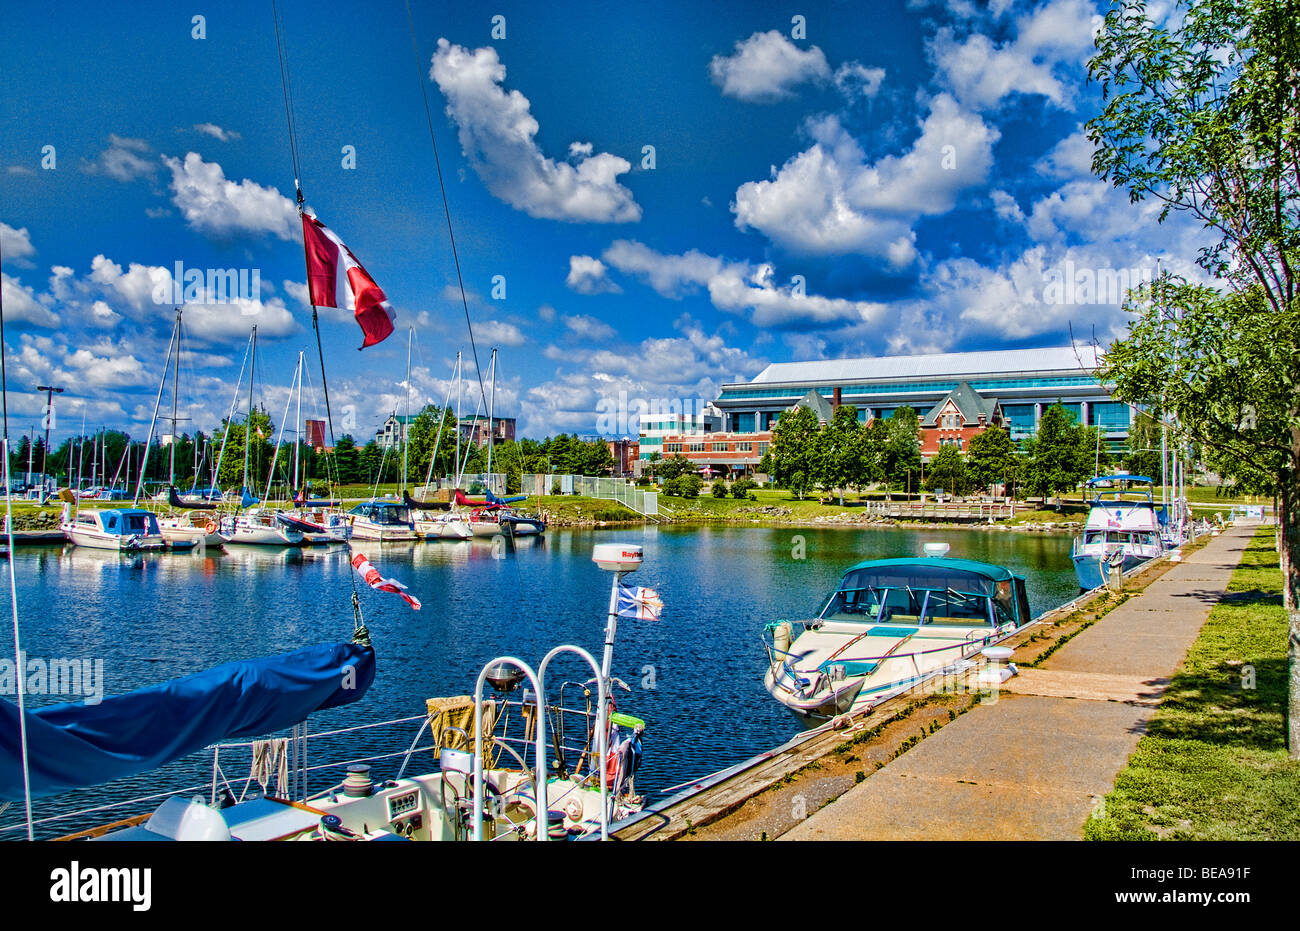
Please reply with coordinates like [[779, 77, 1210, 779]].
[[1084, 526, 1300, 840]]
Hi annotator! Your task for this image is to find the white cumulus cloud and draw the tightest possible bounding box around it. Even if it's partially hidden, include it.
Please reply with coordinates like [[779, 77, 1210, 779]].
[[162, 152, 298, 241], [430, 39, 641, 223]]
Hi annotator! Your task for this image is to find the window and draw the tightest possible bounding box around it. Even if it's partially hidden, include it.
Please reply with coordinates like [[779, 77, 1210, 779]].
[[689, 442, 705, 452], [665, 443, 682, 453], [712, 443, 728, 452], [757, 442, 770, 455], [737, 442, 753, 453]]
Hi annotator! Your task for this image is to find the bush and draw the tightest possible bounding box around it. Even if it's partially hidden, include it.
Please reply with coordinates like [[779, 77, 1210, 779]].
[[550, 481, 562, 495], [711, 479, 729, 498], [731, 477, 757, 499], [663, 474, 702, 498], [635, 476, 651, 486]]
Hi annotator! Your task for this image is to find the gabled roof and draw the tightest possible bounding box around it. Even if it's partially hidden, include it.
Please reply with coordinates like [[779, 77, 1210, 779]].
[[921, 382, 999, 427], [790, 389, 834, 423]]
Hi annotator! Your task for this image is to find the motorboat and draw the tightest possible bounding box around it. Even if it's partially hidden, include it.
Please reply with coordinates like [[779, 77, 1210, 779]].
[[764, 544, 1032, 728], [348, 500, 419, 542], [60, 501, 167, 552], [1070, 474, 1165, 590]]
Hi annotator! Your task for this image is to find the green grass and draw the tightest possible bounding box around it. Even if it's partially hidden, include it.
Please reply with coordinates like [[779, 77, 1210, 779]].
[[1084, 527, 1300, 840]]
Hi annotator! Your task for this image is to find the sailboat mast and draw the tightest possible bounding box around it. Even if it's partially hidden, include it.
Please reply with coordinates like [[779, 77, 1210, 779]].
[[402, 326, 412, 494], [455, 352, 462, 485], [293, 351, 303, 495], [487, 348, 496, 493], [168, 308, 181, 488], [243, 325, 257, 495]]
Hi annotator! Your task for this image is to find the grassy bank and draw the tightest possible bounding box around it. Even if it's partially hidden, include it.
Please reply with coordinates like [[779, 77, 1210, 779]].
[[1084, 526, 1300, 840]]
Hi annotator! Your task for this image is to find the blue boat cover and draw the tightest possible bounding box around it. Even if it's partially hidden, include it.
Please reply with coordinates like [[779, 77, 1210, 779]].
[[486, 490, 528, 505], [0, 641, 375, 801]]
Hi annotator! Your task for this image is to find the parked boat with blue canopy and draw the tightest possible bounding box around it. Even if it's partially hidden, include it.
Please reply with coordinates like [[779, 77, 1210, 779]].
[[1070, 474, 1165, 590], [764, 544, 1032, 727], [59, 497, 168, 552]]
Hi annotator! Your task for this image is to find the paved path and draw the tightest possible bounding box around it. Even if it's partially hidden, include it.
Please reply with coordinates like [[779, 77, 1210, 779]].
[[783, 522, 1255, 841]]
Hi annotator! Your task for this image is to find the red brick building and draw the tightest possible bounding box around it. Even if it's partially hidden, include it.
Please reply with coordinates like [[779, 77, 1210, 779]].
[[657, 431, 772, 476], [917, 382, 1003, 458]]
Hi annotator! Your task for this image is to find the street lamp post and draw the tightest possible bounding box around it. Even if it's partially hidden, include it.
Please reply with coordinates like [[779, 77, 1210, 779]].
[[36, 384, 63, 498]]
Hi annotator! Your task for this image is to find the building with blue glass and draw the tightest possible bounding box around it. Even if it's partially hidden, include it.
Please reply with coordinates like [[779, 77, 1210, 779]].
[[713, 346, 1132, 446]]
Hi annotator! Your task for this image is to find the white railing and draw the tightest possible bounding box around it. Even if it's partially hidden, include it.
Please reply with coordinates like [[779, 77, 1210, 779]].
[[521, 473, 659, 518]]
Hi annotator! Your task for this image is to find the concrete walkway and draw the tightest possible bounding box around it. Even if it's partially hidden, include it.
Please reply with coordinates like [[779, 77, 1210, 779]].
[[783, 522, 1256, 841]]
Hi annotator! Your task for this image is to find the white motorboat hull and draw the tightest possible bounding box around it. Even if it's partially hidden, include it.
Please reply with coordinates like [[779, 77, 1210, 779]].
[[350, 520, 420, 542], [221, 524, 304, 546], [62, 524, 165, 551]]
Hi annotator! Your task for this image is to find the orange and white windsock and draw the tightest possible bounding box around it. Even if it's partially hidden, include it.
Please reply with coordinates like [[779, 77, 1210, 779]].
[[351, 551, 421, 610]]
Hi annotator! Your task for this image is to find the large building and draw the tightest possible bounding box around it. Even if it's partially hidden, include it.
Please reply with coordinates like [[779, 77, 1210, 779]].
[[712, 346, 1130, 448], [637, 405, 722, 461]]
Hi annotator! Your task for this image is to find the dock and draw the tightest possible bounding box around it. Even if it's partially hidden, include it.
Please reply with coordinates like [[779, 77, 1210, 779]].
[[613, 523, 1253, 841]]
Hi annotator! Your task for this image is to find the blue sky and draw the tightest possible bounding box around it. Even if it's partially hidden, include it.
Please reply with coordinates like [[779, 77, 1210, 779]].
[[0, 0, 1205, 444]]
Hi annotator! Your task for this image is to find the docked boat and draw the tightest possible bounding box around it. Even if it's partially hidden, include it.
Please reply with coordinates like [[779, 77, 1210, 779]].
[[60, 502, 167, 552], [764, 544, 1032, 728], [276, 507, 351, 544], [1070, 474, 1165, 590], [18, 543, 651, 842], [158, 510, 225, 550], [220, 508, 304, 547], [348, 500, 419, 542]]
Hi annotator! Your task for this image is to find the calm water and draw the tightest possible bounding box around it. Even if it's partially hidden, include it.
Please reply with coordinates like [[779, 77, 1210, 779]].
[[3, 525, 1076, 837]]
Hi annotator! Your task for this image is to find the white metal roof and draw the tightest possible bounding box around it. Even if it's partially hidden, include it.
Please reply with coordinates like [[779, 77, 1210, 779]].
[[745, 346, 1102, 386]]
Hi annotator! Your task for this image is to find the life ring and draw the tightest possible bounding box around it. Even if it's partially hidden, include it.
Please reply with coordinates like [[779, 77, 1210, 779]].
[[204, 521, 217, 535]]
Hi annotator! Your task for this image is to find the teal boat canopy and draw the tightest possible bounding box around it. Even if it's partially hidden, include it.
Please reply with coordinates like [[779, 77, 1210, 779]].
[[840, 556, 1018, 584]]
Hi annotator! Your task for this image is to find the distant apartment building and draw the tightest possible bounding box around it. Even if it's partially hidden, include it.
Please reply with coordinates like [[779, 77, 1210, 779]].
[[607, 438, 638, 476], [638, 405, 723, 461], [459, 416, 515, 447], [375, 414, 414, 451]]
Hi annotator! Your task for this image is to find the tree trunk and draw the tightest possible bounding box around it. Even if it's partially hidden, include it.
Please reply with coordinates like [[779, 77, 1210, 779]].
[[1285, 449, 1300, 760]]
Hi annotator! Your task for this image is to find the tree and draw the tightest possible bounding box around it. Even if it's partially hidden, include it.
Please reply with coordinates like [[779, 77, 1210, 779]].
[[926, 445, 969, 496], [881, 407, 922, 496], [1123, 409, 1165, 482], [822, 404, 864, 504], [655, 453, 695, 481], [1089, 0, 1300, 754], [1022, 403, 1093, 505], [768, 406, 820, 499], [332, 435, 363, 485], [967, 425, 1020, 496]]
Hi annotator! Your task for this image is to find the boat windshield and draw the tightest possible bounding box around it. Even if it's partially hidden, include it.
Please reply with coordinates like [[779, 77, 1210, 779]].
[[820, 566, 1018, 627]]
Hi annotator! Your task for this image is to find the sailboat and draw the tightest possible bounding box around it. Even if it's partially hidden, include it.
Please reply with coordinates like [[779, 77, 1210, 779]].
[[136, 308, 225, 550], [218, 326, 303, 547], [32, 542, 651, 842]]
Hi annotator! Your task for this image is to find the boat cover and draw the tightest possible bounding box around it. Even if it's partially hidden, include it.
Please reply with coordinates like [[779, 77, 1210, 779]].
[[169, 485, 219, 511], [0, 641, 375, 801]]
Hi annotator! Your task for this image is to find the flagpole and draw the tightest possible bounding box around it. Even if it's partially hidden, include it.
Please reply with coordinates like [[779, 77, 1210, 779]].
[[402, 326, 412, 495]]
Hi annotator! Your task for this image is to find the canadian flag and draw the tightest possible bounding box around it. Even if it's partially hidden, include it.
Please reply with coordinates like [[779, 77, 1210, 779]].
[[351, 551, 421, 610], [301, 213, 396, 350]]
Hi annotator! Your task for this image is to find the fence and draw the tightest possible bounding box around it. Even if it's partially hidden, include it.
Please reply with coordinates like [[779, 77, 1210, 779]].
[[521, 473, 659, 518]]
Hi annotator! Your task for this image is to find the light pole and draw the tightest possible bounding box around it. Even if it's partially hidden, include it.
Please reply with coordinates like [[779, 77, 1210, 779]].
[[37, 384, 63, 496]]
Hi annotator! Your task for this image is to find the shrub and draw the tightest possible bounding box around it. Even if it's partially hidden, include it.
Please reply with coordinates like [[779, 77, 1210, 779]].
[[711, 480, 729, 498], [550, 481, 562, 495], [664, 474, 702, 498], [731, 477, 757, 499]]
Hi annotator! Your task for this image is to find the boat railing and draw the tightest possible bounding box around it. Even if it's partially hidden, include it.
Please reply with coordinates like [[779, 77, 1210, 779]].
[[1, 696, 609, 840]]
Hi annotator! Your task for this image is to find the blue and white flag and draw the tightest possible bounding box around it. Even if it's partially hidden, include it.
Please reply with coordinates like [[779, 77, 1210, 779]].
[[617, 583, 663, 621]]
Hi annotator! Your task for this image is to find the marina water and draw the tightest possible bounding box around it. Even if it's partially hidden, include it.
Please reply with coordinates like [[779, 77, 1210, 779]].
[[4, 525, 1077, 838]]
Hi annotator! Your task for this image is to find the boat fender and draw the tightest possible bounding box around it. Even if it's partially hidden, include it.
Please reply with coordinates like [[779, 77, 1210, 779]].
[[773, 621, 792, 658]]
